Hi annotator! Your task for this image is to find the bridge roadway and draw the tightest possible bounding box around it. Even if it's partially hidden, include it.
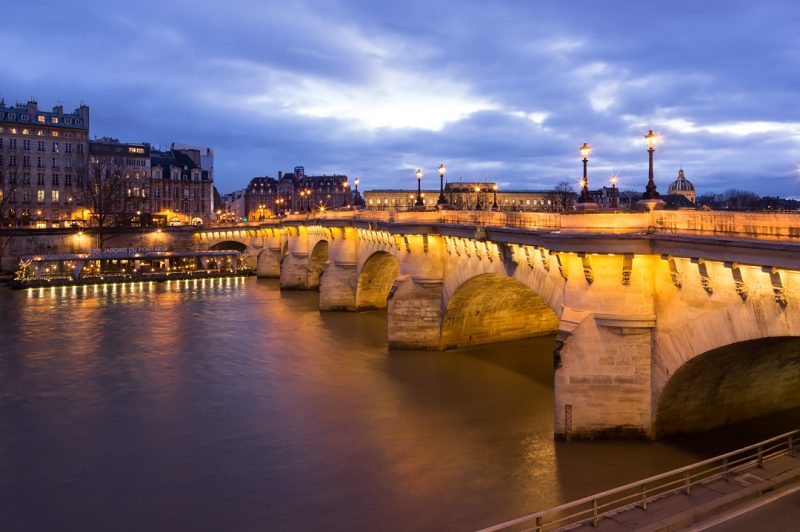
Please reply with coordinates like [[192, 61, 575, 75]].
[[197, 209, 800, 440]]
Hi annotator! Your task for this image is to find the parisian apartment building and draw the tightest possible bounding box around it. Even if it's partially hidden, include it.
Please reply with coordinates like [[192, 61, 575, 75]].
[[222, 166, 351, 221], [0, 99, 89, 227], [0, 98, 216, 227]]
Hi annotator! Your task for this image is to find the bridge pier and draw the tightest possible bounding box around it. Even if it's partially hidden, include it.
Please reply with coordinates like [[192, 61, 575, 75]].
[[256, 230, 284, 278], [387, 276, 444, 349], [553, 254, 657, 439], [320, 227, 358, 310]]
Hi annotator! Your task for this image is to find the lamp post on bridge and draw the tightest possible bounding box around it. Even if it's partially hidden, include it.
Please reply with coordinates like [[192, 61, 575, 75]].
[[353, 177, 361, 207], [415, 169, 424, 208], [609, 175, 619, 209], [638, 130, 666, 210], [576, 142, 598, 212], [437, 164, 448, 208], [474, 185, 482, 210], [492, 184, 499, 210]]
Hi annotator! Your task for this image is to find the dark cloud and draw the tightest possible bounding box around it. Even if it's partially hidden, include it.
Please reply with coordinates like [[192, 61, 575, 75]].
[[2, 0, 798, 195]]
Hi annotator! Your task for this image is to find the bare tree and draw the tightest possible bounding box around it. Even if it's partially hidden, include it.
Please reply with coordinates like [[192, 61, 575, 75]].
[[0, 168, 18, 270], [74, 154, 128, 249], [549, 181, 575, 212]]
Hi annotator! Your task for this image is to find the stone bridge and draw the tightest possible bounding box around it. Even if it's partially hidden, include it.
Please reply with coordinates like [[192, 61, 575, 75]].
[[195, 210, 800, 440]]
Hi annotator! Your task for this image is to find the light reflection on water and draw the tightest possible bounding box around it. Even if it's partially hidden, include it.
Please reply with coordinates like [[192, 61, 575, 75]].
[[0, 279, 751, 531]]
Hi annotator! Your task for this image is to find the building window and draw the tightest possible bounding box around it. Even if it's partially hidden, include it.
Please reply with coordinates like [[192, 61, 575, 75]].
[[8, 155, 16, 166], [37, 173, 44, 185], [37, 141, 44, 151], [37, 157, 44, 169], [37, 190, 45, 202], [52, 174, 59, 186], [52, 190, 59, 203], [22, 155, 30, 167], [37, 115, 45, 123], [77, 144, 84, 155], [65, 174, 72, 186], [51, 117, 59, 124], [154, 188, 160, 198], [22, 140, 30, 150], [51, 131, 59, 137], [52, 142, 59, 153], [52, 158, 58, 168], [9, 139, 16, 149]]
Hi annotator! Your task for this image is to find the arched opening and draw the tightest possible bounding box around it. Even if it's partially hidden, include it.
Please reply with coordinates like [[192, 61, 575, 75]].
[[356, 251, 400, 310], [655, 336, 800, 437], [209, 241, 247, 253], [440, 273, 559, 349], [307, 240, 329, 288]]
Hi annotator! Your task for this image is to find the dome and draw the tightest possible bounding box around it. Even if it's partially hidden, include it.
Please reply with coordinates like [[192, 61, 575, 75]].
[[668, 169, 695, 193]]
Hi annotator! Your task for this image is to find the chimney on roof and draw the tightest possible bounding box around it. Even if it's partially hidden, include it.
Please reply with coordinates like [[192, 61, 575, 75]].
[[278, 170, 283, 179]]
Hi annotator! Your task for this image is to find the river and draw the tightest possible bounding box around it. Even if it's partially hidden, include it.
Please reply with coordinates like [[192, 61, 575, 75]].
[[0, 279, 791, 531]]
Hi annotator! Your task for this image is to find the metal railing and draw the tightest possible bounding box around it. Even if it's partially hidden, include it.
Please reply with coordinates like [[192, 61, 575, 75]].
[[481, 429, 798, 532]]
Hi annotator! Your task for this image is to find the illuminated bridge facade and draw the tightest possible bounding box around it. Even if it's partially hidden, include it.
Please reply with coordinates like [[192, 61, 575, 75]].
[[196, 210, 800, 440]]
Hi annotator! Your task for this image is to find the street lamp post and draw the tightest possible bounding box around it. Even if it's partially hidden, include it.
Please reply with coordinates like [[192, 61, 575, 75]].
[[575, 142, 598, 212], [353, 177, 361, 207], [474, 185, 482, 210], [415, 169, 424, 207], [578, 143, 592, 203], [343, 181, 350, 207], [610, 175, 619, 209], [492, 184, 499, 210], [437, 164, 447, 207], [642, 130, 660, 199]]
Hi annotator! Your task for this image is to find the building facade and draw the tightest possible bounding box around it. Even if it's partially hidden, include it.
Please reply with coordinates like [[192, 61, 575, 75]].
[[150, 146, 215, 225], [365, 182, 563, 211], [0, 99, 89, 227], [88, 138, 152, 225], [221, 166, 352, 221]]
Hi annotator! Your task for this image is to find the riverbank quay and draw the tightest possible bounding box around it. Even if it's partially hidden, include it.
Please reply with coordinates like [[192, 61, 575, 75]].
[[482, 430, 799, 531]]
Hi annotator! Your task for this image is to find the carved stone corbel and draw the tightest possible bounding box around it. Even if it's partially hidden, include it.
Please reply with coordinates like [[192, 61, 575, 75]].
[[555, 253, 568, 280], [724, 262, 748, 301], [691, 258, 713, 295], [622, 254, 633, 286], [764, 266, 788, 307], [578, 253, 593, 284], [539, 248, 551, 271]]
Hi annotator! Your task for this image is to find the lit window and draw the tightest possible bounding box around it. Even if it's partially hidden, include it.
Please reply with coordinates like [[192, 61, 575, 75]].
[[37, 190, 45, 202], [22, 129, 29, 135], [51, 131, 59, 137], [51, 117, 59, 124], [37, 115, 45, 123], [526, 200, 531, 205], [52, 190, 60, 203]]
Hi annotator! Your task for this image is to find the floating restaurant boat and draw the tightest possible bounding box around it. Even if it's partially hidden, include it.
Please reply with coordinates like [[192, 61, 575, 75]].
[[13, 248, 250, 289]]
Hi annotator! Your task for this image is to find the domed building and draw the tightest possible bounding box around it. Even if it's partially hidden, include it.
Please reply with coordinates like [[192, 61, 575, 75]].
[[668, 169, 696, 204]]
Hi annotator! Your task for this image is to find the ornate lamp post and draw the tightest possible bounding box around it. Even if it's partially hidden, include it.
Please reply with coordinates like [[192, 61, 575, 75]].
[[353, 177, 361, 207], [415, 169, 424, 207], [474, 185, 482, 210], [610, 175, 619, 209], [343, 180, 350, 207], [578, 143, 592, 204], [492, 184, 499, 210], [437, 164, 447, 207], [642, 130, 660, 199]]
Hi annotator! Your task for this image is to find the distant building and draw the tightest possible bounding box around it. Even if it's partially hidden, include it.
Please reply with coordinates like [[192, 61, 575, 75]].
[[150, 146, 215, 225], [221, 166, 352, 221], [365, 182, 561, 211], [88, 138, 152, 225], [667, 169, 696, 204], [0, 99, 90, 227]]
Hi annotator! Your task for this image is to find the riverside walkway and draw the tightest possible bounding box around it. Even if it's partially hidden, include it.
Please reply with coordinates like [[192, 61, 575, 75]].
[[482, 430, 800, 532]]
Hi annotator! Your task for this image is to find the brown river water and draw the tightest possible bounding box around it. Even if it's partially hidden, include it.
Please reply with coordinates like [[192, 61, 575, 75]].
[[0, 279, 792, 531]]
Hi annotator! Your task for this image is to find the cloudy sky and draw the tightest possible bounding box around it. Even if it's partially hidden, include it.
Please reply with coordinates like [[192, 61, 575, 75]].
[[2, 1, 799, 195]]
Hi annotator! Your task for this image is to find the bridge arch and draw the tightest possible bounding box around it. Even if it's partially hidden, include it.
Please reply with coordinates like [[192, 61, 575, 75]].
[[440, 273, 560, 349], [307, 239, 329, 288], [654, 336, 800, 437], [356, 250, 400, 310], [209, 240, 248, 252]]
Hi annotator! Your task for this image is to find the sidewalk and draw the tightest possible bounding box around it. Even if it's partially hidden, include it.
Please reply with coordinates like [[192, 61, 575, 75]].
[[568, 454, 800, 532]]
